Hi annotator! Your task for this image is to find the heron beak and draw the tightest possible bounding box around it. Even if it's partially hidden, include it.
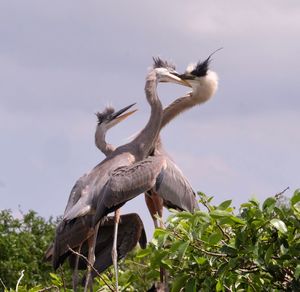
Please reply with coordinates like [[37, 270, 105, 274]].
[[178, 73, 195, 80], [108, 103, 137, 127], [163, 72, 192, 88]]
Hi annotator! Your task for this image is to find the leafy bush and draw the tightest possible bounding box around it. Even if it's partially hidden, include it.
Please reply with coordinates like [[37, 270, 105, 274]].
[[0, 209, 57, 289], [1, 189, 300, 291]]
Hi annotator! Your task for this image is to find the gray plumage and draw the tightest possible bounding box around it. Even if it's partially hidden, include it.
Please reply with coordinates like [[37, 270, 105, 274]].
[[53, 59, 188, 291]]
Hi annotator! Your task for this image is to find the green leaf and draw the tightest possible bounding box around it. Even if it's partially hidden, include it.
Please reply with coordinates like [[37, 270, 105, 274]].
[[229, 215, 246, 224], [216, 279, 223, 292], [177, 212, 193, 219], [161, 258, 173, 269], [208, 231, 223, 245], [136, 248, 151, 258], [249, 198, 259, 207], [153, 228, 169, 238], [264, 245, 273, 264], [210, 210, 232, 218], [291, 189, 300, 205], [49, 273, 62, 286], [218, 200, 232, 210], [185, 278, 196, 292], [171, 275, 189, 292], [220, 245, 237, 256], [263, 197, 276, 211], [177, 241, 189, 260], [195, 256, 207, 265], [295, 264, 300, 279], [270, 218, 287, 233]]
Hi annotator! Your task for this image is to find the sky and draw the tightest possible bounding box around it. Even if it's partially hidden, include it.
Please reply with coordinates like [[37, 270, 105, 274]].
[[0, 1, 299, 238]]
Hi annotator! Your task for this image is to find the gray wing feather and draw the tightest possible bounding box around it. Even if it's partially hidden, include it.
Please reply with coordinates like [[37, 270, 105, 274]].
[[63, 173, 88, 216], [93, 156, 166, 224], [154, 157, 199, 212]]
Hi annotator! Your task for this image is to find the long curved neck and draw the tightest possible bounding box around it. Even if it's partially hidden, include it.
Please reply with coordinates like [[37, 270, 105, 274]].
[[131, 70, 163, 159], [161, 72, 218, 129], [161, 93, 196, 129], [95, 127, 115, 156], [152, 94, 195, 153]]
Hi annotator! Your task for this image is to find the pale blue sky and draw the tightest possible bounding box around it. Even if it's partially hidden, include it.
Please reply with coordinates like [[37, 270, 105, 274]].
[[0, 1, 299, 237]]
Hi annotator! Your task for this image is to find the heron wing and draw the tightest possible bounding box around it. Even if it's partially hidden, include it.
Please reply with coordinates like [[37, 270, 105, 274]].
[[63, 173, 88, 216], [52, 215, 93, 269], [67, 213, 146, 276], [93, 156, 166, 225], [153, 156, 199, 212]]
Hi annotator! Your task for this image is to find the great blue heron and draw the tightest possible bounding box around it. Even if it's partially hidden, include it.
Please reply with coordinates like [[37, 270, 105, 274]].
[[145, 53, 219, 228], [94, 54, 218, 287], [46, 213, 146, 287], [54, 59, 189, 292], [71, 213, 147, 283], [94, 103, 137, 156], [49, 103, 138, 290], [89, 55, 219, 289]]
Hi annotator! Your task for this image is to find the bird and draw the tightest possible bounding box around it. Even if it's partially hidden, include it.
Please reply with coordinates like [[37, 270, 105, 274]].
[[45, 213, 146, 287], [70, 213, 147, 281], [54, 59, 189, 292], [48, 103, 137, 290], [94, 103, 137, 156], [144, 51, 219, 230], [88, 54, 218, 288]]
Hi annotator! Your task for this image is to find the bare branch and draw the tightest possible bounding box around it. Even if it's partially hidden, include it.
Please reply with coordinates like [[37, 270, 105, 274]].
[[38, 285, 60, 292], [16, 269, 24, 292], [58, 267, 66, 292], [172, 228, 227, 257], [200, 197, 231, 241], [275, 186, 290, 199], [0, 278, 7, 290], [68, 246, 115, 292]]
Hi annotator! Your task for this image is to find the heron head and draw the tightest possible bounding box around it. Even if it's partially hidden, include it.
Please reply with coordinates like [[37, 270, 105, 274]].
[[179, 48, 222, 87], [152, 57, 191, 87], [95, 103, 137, 131]]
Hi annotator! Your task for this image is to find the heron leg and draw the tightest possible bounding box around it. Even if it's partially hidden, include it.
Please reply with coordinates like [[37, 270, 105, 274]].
[[112, 208, 121, 292], [145, 191, 163, 228], [84, 222, 100, 292], [72, 243, 82, 292], [147, 192, 166, 285]]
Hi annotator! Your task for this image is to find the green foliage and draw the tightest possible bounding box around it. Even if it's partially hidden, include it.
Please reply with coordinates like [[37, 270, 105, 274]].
[[1, 189, 300, 291], [0, 209, 57, 289], [115, 190, 300, 291]]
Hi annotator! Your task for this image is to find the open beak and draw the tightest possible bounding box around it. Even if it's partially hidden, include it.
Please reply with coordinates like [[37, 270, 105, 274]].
[[108, 103, 137, 127], [162, 72, 192, 88]]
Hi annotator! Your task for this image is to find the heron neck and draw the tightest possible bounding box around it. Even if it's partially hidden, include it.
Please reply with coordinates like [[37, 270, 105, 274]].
[[132, 70, 162, 159], [95, 128, 115, 156], [161, 93, 195, 129]]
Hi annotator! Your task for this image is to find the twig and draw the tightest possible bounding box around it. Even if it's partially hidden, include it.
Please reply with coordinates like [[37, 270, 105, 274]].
[[58, 266, 66, 292], [16, 270, 24, 292], [68, 246, 115, 292], [275, 186, 290, 199], [0, 278, 7, 290], [38, 285, 60, 292], [172, 229, 227, 257], [223, 284, 232, 292], [239, 267, 259, 273], [200, 198, 231, 241], [125, 260, 148, 268]]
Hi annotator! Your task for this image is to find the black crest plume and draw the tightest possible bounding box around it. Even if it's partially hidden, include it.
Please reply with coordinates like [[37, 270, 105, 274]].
[[191, 47, 223, 77], [152, 57, 176, 70], [95, 106, 115, 124]]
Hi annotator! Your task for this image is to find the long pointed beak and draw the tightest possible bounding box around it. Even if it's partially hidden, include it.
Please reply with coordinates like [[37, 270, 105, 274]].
[[108, 103, 137, 127], [164, 72, 192, 88], [177, 73, 196, 80]]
